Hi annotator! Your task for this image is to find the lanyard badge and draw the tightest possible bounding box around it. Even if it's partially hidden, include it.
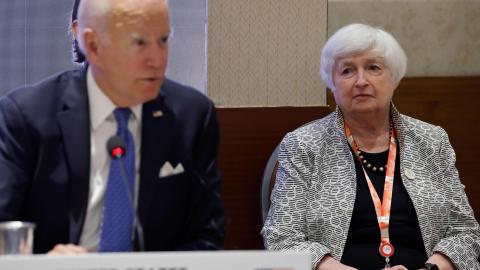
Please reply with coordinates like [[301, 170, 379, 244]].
[[345, 121, 397, 268]]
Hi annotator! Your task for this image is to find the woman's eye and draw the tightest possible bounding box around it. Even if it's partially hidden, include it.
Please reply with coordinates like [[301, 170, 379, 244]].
[[341, 68, 353, 75], [367, 64, 384, 75]]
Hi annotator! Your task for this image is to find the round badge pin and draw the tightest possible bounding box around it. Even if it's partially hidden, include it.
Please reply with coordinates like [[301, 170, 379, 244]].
[[379, 242, 395, 258]]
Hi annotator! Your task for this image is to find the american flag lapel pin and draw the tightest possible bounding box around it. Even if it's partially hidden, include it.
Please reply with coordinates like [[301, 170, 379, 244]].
[[152, 110, 163, 117]]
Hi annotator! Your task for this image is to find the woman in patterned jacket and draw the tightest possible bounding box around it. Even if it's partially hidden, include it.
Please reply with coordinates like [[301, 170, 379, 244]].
[[262, 23, 480, 270]]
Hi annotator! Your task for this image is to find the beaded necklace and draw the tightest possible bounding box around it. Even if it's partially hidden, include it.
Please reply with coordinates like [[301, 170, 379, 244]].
[[354, 123, 393, 173], [358, 150, 387, 173]]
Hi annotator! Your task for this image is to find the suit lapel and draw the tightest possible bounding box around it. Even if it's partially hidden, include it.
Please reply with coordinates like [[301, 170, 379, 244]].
[[330, 109, 358, 259], [57, 68, 91, 244], [392, 108, 434, 253], [137, 94, 179, 225]]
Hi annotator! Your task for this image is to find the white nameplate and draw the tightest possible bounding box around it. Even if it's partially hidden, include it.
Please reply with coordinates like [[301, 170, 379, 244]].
[[0, 250, 310, 270]]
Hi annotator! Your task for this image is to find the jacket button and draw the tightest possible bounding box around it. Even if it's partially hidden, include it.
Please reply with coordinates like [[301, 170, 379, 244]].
[[405, 168, 416, 180]]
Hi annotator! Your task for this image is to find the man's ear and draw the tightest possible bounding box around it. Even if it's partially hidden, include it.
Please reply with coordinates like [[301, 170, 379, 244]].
[[82, 29, 102, 65], [71, 20, 79, 38]]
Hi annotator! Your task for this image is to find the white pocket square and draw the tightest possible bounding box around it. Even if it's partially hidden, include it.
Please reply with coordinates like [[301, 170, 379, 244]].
[[159, 161, 185, 178]]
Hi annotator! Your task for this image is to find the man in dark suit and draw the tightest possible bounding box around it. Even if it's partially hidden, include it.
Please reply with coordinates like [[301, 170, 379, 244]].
[[0, 0, 223, 253]]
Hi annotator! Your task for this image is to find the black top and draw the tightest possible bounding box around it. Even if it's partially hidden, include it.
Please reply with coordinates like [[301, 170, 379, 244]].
[[341, 146, 428, 269]]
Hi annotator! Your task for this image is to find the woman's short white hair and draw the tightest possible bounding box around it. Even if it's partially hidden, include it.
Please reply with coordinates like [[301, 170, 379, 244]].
[[320, 23, 407, 91]]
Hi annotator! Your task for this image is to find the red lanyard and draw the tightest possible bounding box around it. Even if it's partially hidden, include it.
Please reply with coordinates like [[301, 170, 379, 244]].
[[344, 121, 397, 266]]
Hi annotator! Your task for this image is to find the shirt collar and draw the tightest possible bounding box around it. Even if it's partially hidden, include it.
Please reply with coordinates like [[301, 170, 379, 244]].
[[86, 67, 142, 131]]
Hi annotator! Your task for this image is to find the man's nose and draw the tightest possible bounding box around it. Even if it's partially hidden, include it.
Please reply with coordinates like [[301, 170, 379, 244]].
[[146, 46, 167, 68]]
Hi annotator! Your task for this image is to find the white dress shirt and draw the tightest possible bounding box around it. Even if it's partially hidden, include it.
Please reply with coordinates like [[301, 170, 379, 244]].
[[79, 68, 142, 251]]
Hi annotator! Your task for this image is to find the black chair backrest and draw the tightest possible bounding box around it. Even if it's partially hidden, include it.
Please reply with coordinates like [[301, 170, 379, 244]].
[[260, 144, 279, 224]]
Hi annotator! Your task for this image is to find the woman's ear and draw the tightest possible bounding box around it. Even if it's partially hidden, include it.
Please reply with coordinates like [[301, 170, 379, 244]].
[[392, 77, 401, 91]]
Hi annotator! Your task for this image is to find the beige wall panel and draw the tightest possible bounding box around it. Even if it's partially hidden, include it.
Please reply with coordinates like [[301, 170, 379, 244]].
[[328, 0, 480, 77], [208, 0, 327, 107]]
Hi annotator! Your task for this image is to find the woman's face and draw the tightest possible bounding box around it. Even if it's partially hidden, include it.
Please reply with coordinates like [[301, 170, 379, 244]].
[[332, 51, 396, 117]]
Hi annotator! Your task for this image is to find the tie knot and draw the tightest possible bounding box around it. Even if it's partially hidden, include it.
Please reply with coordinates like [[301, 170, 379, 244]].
[[113, 108, 132, 131]]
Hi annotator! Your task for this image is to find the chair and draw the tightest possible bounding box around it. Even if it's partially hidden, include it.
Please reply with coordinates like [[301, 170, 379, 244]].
[[260, 120, 318, 225], [260, 144, 280, 224]]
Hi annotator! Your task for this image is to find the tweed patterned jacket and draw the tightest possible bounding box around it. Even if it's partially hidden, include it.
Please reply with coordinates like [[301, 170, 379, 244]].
[[262, 105, 480, 270]]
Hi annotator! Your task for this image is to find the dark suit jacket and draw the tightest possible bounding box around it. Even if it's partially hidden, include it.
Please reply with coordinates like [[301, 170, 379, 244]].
[[0, 67, 224, 253]]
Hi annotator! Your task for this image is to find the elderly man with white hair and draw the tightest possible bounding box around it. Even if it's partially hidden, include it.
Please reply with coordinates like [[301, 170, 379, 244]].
[[0, 0, 224, 254]]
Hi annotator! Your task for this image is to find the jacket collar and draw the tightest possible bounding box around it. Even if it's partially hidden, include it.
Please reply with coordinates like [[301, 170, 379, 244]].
[[57, 66, 91, 244]]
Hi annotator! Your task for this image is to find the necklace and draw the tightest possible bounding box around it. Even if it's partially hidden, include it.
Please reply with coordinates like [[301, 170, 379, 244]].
[[353, 122, 393, 174], [357, 150, 386, 173]]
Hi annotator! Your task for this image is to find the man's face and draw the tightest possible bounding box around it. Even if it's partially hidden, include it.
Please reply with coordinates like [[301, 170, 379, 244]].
[[91, 0, 170, 107]]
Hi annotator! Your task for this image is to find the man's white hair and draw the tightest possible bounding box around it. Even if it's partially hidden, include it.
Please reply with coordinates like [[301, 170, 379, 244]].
[[320, 23, 407, 91], [76, 0, 169, 55], [76, 0, 112, 54]]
